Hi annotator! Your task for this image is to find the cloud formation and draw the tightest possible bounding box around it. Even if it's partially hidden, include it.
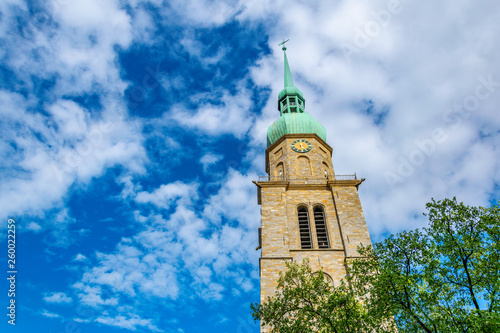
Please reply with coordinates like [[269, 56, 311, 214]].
[[43, 292, 73, 304]]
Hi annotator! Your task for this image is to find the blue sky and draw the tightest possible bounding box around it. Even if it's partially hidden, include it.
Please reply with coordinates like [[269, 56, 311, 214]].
[[1, 0, 499, 332]]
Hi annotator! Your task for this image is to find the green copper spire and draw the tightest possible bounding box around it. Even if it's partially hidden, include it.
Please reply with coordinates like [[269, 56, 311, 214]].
[[277, 41, 304, 111], [283, 44, 294, 88], [267, 41, 327, 147]]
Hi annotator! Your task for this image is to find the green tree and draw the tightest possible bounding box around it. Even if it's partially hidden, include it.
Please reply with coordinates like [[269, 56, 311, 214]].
[[350, 198, 500, 332], [250, 259, 395, 333], [252, 199, 500, 332]]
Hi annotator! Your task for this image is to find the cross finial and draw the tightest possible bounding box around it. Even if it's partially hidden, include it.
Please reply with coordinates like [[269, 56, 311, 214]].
[[278, 39, 290, 51]]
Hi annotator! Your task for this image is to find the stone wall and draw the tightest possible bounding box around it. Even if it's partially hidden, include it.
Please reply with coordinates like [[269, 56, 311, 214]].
[[256, 134, 373, 333]]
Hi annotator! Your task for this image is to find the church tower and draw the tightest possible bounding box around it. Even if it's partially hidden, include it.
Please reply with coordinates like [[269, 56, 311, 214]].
[[254, 44, 373, 332]]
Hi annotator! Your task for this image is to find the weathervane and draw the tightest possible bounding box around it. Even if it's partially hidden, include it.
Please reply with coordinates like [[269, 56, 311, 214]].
[[278, 39, 290, 51]]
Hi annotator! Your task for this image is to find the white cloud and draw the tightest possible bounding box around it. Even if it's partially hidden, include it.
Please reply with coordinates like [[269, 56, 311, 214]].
[[0, 0, 147, 227], [77, 237, 180, 300], [170, 86, 255, 139], [200, 153, 223, 172], [40, 309, 62, 318], [44, 292, 73, 304], [203, 169, 260, 230], [95, 314, 162, 332], [73, 318, 91, 323], [73, 284, 120, 308], [159, 0, 241, 27], [180, 35, 230, 66], [0, 93, 146, 223], [26, 222, 42, 232], [135, 181, 199, 209], [73, 172, 261, 315], [73, 254, 87, 262], [48, 100, 88, 138]]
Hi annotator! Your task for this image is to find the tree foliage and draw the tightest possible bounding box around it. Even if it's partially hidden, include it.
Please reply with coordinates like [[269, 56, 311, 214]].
[[250, 259, 395, 333], [350, 198, 500, 332], [251, 198, 500, 333]]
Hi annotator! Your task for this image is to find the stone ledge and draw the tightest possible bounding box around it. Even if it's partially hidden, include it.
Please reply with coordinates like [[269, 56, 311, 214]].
[[253, 180, 289, 188], [289, 248, 344, 252], [328, 179, 365, 188]]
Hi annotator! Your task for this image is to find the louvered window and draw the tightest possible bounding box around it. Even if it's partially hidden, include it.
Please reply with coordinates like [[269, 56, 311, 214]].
[[314, 207, 330, 249], [297, 207, 312, 249]]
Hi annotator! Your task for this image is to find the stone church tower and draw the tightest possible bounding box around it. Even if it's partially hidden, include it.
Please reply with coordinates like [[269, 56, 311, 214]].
[[254, 44, 373, 332]]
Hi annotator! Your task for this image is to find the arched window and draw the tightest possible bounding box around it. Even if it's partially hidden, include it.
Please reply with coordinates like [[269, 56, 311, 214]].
[[314, 207, 330, 249], [275, 162, 284, 180], [322, 162, 330, 179], [297, 207, 312, 249]]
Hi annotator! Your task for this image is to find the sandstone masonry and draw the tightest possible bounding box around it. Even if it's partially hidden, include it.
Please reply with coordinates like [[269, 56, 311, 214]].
[[255, 133, 372, 333]]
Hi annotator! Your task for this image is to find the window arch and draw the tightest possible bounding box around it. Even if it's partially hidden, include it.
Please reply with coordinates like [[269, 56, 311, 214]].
[[297, 206, 312, 249], [313, 206, 330, 249], [297, 156, 312, 176], [275, 162, 285, 180], [323, 272, 334, 286], [313, 271, 334, 286], [322, 162, 330, 179]]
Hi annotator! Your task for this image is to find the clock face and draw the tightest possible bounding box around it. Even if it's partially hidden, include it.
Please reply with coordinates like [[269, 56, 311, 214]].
[[291, 139, 312, 153]]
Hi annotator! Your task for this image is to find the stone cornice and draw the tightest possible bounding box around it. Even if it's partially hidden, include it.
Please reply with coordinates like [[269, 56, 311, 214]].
[[254, 181, 289, 189], [328, 179, 365, 189], [254, 178, 365, 190], [287, 183, 329, 190]]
